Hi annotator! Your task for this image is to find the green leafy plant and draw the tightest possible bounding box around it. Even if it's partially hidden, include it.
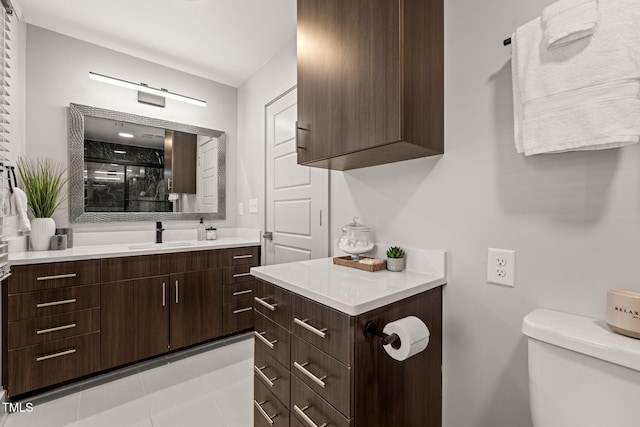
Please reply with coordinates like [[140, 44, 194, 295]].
[[386, 246, 405, 259], [16, 157, 68, 218]]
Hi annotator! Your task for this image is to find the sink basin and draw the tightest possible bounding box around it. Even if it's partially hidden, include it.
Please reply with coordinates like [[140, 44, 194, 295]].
[[127, 242, 195, 250]]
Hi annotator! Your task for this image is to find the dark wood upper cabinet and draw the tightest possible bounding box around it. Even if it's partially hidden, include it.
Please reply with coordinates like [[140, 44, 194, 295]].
[[296, 0, 444, 170], [164, 130, 197, 194]]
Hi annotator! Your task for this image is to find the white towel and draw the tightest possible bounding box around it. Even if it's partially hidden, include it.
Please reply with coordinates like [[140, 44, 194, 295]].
[[542, 0, 599, 49], [10, 187, 31, 232], [167, 193, 179, 202], [512, 0, 640, 156]]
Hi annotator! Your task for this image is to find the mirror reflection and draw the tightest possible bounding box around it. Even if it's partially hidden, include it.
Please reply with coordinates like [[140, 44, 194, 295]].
[[69, 103, 226, 223]]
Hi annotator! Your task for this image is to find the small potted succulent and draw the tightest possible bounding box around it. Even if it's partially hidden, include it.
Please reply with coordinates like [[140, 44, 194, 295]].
[[386, 246, 406, 272]]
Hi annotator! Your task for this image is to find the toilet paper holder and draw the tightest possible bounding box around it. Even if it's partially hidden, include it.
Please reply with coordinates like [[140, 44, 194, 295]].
[[364, 321, 402, 349]]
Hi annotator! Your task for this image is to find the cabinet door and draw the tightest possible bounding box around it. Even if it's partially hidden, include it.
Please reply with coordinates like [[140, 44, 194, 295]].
[[164, 130, 197, 194], [297, 0, 400, 164], [170, 269, 222, 350], [101, 276, 169, 370]]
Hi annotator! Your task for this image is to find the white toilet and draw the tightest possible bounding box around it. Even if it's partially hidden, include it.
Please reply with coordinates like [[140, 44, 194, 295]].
[[522, 308, 640, 427]]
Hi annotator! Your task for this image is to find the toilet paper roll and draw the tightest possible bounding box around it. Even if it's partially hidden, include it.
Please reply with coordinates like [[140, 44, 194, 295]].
[[382, 316, 430, 361]]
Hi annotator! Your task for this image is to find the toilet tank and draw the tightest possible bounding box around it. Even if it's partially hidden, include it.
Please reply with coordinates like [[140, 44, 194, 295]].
[[522, 309, 640, 427]]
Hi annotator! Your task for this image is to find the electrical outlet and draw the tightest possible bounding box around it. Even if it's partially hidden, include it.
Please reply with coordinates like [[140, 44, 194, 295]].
[[238, 202, 244, 216], [487, 248, 515, 287], [249, 198, 259, 214]]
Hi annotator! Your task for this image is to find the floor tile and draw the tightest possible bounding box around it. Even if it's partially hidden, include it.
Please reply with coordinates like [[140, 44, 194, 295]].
[[150, 395, 229, 427], [208, 378, 253, 427], [3, 392, 80, 427], [78, 372, 145, 419]]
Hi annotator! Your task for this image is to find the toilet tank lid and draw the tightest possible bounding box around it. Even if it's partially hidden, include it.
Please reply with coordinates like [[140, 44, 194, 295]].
[[522, 308, 640, 372]]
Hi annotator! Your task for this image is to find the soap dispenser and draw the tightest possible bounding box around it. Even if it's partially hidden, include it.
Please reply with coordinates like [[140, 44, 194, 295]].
[[197, 218, 206, 241]]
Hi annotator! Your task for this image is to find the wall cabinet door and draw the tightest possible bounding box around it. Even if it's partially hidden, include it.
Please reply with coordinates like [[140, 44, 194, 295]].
[[101, 276, 169, 369], [164, 130, 197, 194], [296, 0, 443, 170], [170, 269, 222, 350]]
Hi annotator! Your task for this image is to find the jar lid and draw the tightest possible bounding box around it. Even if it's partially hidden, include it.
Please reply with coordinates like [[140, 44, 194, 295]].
[[342, 216, 370, 232], [206, 227, 217, 231]]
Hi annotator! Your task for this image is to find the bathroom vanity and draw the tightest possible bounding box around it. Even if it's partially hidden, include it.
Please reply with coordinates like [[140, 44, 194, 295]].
[[250, 256, 446, 427], [2, 238, 259, 397]]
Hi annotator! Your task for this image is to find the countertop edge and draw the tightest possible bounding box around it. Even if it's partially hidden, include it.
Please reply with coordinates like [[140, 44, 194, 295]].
[[251, 268, 446, 316], [9, 240, 260, 265]]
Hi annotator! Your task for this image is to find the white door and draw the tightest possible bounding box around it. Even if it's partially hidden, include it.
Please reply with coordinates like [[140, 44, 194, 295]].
[[199, 137, 218, 213], [264, 87, 328, 265]]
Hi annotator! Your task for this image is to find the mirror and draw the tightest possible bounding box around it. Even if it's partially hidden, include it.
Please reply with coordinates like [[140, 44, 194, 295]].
[[69, 103, 226, 222]]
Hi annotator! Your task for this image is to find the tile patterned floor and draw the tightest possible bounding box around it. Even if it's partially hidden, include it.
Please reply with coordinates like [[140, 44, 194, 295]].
[[2, 333, 254, 427]]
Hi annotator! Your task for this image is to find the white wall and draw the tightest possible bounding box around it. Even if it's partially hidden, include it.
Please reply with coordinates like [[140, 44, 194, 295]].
[[239, 1, 640, 426], [236, 38, 297, 232], [25, 25, 238, 230]]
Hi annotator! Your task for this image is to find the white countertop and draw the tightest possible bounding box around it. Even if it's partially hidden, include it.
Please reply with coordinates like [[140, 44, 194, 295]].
[[251, 256, 446, 316], [9, 237, 260, 265]]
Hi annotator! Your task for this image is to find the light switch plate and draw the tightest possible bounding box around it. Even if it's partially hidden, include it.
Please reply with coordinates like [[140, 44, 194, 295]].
[[238, 202, 244, 216], [487, 248, 515, 287]]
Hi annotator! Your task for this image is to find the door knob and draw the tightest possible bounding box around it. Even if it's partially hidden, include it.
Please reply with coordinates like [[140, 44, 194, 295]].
[[263, 231, 273, 241]]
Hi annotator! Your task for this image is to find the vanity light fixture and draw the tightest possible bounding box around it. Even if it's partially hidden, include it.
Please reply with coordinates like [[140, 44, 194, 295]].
[[118, 132, 134, 138], [89, 72, 207, 108], [113, 150, 127, 154]]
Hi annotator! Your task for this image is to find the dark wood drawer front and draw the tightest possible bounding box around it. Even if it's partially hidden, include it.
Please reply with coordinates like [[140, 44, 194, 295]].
[[292, 294, 354, 366], [290, 416, 306, 427], [254, 280, 291, 328], [224, 246, 259, 266], [7, 332, 101, 396], [291, 376, 353, 427], [8, 308, 100, 350], [223, 281, 255, 304], [223, 301, 254, 335], [224, 265, 256, 285], [9, 261, 101, 294], [254, 376, 290, 427], [254, 312, 290, 367], [255, 344, 290, 409], [7, 284, 100, 321], [291, 334, 353, 418], [101, 254, 167, 282], [163, 250, 212, 273]]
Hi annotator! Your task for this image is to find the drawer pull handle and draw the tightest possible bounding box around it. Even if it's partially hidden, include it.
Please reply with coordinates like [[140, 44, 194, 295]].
[[37, 298, 77, 308], [233, 272, 252, 278], [36, 273, 77, 281], [232, 289, 252, 296], [233, 254, 253, 260], [162, 282, 166, 307], [233, 307, 253, 314], [254, 297, 277, 311], [294, 318, 327, 339], [254, 365, 278, 387], [294, 405, 327, 427], [175, 280, 179, 304], [36, 348, 76, 362], [36, 323, 77, 335], [254, 331, 278, 349], [293, 361, 327, 388], [254, 400, 277, 425]]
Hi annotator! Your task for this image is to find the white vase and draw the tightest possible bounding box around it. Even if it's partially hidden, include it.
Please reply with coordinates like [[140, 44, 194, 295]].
[[387, 257, 405, 272], [30, 217, 56, 251]]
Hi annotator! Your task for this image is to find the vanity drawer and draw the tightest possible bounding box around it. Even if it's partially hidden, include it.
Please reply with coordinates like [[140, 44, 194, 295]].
[[224, 265, 256, 285], [254, 311, 290, 367], [223, 281, 254, 303], [291, 376, 353, 427], [254, 280, 291, 328], [292, 294, 355, 366], [254, 344, 291, 409], [291, 334, 353, 418], [8, 308, 100, 350], [164, 250, 219, 272], [9, 261, 101, 294], [254, 376, 289, 427], [7, 284, 100, 321], [223, 300, 254, 335], [224, 246, 259, 266], [7, 332, 101, 396], [101, 254, 167, 282]]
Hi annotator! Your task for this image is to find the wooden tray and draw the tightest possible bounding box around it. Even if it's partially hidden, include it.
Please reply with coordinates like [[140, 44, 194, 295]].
[[333, 256, 387, 272]]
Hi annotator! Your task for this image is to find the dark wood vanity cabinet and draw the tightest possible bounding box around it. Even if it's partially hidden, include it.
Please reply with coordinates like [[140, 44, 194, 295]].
[[296, 0, 444, 170], [253, 279, 443, 427], [164, 129, 197, 194]]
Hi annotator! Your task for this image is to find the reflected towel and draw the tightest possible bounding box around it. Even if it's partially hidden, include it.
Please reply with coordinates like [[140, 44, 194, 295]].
[[511, 0, 640, 155], [10, 188, 31, 232], [542, 0, 599, 49]]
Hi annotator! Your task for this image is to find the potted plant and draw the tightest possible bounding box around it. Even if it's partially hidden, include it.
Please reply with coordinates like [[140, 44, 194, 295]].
[[386, 246, 406, 272], [17, 157, 68, 251]]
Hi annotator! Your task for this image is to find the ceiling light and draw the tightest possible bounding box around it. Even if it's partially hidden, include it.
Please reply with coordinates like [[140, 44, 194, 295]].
[[114, 150, 127, 154], [119, 132, 134, 138], [89, 72, 207, 107]]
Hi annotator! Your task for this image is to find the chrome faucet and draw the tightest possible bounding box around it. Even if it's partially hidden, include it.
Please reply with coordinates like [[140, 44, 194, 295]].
[[155, 221, 165, 243]]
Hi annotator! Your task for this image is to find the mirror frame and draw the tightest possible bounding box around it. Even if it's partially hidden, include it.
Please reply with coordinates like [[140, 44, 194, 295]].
[[69, 103, 226, 223]]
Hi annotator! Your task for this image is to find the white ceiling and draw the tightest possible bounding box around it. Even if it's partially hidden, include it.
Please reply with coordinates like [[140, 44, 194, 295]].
[[17, 0, 297, 87]]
